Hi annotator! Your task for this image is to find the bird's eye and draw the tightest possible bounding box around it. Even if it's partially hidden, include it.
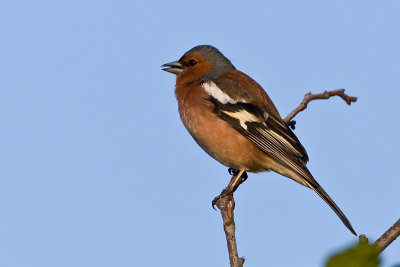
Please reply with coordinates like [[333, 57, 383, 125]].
[[188, 59, 197, 66]]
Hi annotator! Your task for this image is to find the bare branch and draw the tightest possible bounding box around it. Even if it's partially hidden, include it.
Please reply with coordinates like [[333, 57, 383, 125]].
[[215, 195, 245, 267], [374, 218, 400, 254], [283, 89, 358, 124]]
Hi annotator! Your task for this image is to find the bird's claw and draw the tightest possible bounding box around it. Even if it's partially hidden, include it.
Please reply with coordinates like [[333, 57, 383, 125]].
[[212, 169, 248, 209], [228, 168, 236, 175], [228, 168, 248, 183], [240, 172, 248, 183], [212, 191, 235, 209], [288, 120, 296, 130]]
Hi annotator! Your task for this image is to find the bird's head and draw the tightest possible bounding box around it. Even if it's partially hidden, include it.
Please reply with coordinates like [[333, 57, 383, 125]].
[[162, 45, 236, 84]]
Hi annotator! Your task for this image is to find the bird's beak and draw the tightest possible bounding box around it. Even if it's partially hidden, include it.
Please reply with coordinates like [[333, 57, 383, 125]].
[[161, 60, 183, 75]]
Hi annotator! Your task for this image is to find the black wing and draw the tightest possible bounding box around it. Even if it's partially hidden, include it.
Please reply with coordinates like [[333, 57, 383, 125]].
[[209, 96, 314, 185]]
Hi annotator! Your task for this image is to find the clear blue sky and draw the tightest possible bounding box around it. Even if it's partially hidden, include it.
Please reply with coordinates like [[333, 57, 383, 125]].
[[1, 1, 399, 266]]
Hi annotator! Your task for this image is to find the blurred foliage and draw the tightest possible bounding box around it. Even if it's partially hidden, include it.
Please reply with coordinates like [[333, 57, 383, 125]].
[[325, 242, 380, 267]]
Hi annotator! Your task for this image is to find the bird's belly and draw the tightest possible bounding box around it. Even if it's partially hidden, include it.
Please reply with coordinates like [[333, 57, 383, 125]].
[[181, 106, 273, 172]]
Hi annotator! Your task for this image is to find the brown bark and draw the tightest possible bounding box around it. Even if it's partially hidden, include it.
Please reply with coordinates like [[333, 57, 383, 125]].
[[215, 195, 245, 267], [374, 218, 400, 254], [284, 89, 357, 124]]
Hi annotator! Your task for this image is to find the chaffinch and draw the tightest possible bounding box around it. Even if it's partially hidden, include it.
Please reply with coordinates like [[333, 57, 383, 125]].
[[162, 45, 356, 235]]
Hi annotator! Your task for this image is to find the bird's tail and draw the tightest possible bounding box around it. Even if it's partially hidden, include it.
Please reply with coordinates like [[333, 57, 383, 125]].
[[302, 177, 357, 236]]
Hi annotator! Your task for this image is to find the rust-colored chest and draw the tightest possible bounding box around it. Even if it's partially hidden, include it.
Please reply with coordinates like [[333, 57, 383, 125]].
[[174, 81, 272, 172]]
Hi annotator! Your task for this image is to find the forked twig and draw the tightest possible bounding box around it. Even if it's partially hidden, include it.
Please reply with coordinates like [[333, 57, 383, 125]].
[[284, 89, 357, 124]]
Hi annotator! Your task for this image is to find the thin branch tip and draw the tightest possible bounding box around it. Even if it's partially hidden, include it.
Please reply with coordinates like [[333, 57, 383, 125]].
[[284, 89, 358, 123]]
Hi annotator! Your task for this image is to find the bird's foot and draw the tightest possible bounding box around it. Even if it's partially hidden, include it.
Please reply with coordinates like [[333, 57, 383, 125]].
[[212, 190, 235, 209], [287, 120, 296, 130], [212, 169, 248, 209]]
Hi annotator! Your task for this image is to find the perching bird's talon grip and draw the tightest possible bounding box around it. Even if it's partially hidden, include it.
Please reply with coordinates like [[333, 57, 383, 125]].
[[288, 120, 296, 130], [212, 190, 234, 209], [240, 172, 248, 183], [212, 169, 248, 209], [228, 168, 248, 181], [228, 168, 236, 175]]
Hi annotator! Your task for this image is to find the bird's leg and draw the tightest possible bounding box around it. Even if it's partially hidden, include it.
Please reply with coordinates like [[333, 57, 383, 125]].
[[212, 169, 247, 209], [228, 168, 248, 183]]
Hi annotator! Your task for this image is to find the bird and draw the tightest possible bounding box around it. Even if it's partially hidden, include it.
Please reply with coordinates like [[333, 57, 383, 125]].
[[162, 45, 356, 235]]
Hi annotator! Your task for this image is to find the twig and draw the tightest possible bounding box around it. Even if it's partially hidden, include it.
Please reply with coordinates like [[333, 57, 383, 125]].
[[358, 234, 369, 244], [215, 195, 245, 267], [374, 218, 400, 254], [283, 89, 357, 124]]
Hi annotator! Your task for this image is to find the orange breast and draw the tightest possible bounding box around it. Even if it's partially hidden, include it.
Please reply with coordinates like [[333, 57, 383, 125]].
[[175, 81, 274, 172]]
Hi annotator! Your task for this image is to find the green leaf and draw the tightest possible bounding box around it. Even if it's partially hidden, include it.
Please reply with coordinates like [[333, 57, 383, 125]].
[[325, 242, 380, 267]]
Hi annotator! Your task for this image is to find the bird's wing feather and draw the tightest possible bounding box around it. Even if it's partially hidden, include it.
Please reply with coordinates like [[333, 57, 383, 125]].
[[201, 71, 357, 235], [205, 70, 309, 161], [208, 96, 314, 185]]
